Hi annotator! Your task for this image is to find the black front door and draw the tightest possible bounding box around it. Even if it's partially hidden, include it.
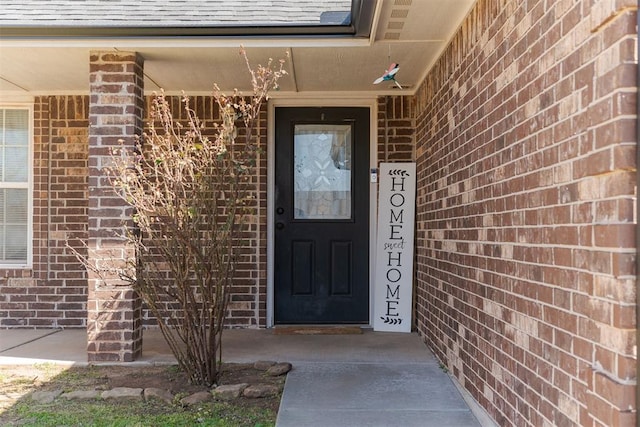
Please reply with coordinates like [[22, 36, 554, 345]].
[[274, 107, 370, 324]]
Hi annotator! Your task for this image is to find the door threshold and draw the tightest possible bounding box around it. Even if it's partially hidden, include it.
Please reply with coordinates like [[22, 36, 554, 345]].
[[272, 325, 368, 335]]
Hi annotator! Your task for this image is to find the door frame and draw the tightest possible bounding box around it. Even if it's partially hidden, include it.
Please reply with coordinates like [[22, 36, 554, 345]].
[[267, 98, 378, 327]]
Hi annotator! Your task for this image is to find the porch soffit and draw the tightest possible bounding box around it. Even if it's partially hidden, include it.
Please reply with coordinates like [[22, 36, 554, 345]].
[[0, 0, 476, 98]]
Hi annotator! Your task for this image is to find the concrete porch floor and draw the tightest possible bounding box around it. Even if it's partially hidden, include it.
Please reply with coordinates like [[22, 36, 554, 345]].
[[0, 328, 494, 426]]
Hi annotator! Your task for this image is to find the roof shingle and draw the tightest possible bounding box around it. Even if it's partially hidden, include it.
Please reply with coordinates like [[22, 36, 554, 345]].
[[0, 0, 352, 27]]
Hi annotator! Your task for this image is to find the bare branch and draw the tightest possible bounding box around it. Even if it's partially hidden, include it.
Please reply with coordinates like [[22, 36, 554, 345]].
[[71, 48, 287, 386]]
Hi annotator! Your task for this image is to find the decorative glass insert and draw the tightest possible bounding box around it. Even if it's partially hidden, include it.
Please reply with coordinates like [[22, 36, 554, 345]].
[[294, 124, 352, 220], [0, 108, 30, 264]]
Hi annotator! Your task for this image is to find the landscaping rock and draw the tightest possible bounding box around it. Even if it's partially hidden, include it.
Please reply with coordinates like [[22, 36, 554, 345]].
[[253, 360, 277, 370], [243, 384, 280, 398], [102, 387, 144, 401], [212, 383, 249, 400], [181, 391, 212, 406], [61, 390, 101, 400], [266, 362, 292, 376], [31, 390, 62, 404], [144, 387, 174, 404]]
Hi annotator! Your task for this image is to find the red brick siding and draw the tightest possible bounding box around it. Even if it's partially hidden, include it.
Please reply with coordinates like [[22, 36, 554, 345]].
[[0, 92, 270, 331], [413, 1, 637, 426], [140, 96, 268, 328], [32, 97, 50, 281], [0, 96, 89, 328], [87, 51, 146, 361], [377, 96, 415, 162], [45, 96, 90, 328]]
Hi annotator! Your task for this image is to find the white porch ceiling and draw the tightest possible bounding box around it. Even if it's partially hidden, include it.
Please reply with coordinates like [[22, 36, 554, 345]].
[[0, 0, 476, 98]]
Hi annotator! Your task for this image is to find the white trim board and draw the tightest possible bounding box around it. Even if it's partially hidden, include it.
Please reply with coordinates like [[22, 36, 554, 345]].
[[0, 103, 34, 269]]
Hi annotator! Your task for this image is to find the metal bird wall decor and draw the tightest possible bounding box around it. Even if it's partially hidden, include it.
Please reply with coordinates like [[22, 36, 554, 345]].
[[373, 63, 402, 89]]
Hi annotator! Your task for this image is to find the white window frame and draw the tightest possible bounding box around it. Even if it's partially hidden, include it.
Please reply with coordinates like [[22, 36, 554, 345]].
[[0, 104, 33, 269]]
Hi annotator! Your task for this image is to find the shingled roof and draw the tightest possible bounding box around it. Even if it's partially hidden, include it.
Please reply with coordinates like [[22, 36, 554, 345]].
[[0, 0, 352, 27]]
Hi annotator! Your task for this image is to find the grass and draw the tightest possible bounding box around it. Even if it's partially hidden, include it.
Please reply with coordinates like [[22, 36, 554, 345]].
[[9, 400, 275, 427], [0, 364, 279, 427]]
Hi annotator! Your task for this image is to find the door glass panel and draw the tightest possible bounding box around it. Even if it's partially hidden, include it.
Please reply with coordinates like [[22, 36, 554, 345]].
[[294, 124, 352, 220]]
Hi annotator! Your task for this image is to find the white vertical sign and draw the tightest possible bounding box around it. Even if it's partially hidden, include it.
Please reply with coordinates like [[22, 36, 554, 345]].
[[374, 162, 416, 333]]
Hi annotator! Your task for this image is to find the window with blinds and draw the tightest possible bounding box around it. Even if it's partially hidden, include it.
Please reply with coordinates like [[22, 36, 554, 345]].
[[0, 108, 30, 265]]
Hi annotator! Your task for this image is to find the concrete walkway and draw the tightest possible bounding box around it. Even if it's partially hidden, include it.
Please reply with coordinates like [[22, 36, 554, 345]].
[[0, 328, 493, 426]]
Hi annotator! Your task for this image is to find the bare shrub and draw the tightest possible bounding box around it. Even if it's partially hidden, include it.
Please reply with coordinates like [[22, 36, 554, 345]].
[[81, 48, 286, 385]]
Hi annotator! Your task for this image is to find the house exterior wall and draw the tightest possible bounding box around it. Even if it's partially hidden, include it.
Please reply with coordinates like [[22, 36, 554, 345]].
[[377, 96, 415, 162], [0, 0, 635, 415], [0, 95, 89, 328], [86, 51, 145, 362], [0, 92, 295, 332], [413, 1, 637, 426], [1, 94, 409, 330], [135, 95, 270, 328]]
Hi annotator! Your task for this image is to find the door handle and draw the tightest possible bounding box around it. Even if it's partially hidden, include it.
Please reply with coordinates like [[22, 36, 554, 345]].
[[276, 207, 285, 215], [276, 222, 285, 230]]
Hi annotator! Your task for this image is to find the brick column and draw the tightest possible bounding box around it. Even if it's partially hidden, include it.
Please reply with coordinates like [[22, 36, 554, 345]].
[[87, 52, 144, 362]]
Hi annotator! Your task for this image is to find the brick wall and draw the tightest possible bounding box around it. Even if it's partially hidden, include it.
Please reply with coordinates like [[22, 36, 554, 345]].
[[139, 96, 269, 328], [413, 1, 637, 426], [1, 94, 268, 330], [377, 96, 415, 162], [0, 92, 416, 332], [87, 51, 145, 361], [45, 96, 90, 328], [0, 95, 89, 328]]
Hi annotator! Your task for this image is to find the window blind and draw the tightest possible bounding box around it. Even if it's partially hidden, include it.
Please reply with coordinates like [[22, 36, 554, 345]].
[[0, 108, 29, 263]]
